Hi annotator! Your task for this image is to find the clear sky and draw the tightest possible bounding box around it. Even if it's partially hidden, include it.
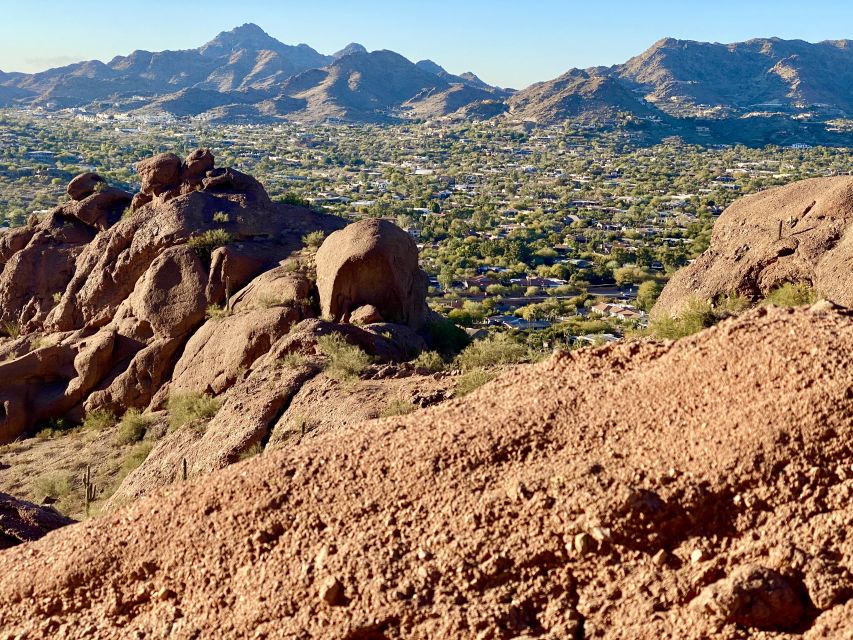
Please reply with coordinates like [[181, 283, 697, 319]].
[[1, 0, 850, 88]]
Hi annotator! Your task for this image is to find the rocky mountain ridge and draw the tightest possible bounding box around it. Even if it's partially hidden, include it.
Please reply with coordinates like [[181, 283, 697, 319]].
[[2, 27, 851, 137]]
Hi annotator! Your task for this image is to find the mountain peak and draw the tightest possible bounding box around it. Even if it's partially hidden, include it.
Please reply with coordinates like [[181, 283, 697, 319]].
[[416, 59, 447, 75], [230, 23, 269, 37], [199, 23, 282, 57], [334, 43, 368, 59]]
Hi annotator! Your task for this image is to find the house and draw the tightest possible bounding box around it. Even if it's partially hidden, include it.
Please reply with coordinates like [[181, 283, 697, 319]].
[[590, 303, 644, 322]]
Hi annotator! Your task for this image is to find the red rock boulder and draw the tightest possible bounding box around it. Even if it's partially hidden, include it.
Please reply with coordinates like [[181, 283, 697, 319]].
[[316, 219, 428, 330], [66, 172, 105, 201]]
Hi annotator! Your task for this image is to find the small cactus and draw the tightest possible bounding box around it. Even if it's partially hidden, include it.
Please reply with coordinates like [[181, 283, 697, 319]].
[[82, 465, 98, 517]]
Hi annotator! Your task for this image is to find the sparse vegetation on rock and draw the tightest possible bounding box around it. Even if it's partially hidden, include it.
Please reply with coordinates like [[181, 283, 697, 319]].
[[167, 393, 222, 431], [317, 334, 373, 381]]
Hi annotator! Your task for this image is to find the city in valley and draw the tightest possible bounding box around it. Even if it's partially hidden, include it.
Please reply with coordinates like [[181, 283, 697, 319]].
[[2, 109, 849, 350]]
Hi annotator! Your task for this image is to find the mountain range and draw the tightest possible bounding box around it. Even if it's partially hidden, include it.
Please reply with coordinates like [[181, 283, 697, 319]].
[[1, 24, 852, 138]]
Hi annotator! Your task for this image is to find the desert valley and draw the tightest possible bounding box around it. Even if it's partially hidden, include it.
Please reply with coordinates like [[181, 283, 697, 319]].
[[0, 9, 851, 639]]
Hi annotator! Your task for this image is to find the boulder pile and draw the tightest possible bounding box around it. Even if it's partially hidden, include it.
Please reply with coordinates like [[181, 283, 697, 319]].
[[0, 151, 346, 443], [0, 155, 442, 506]]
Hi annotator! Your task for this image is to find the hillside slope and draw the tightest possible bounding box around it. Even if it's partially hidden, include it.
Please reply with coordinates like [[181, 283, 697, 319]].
[[615, 37, 853, 115], [507, 69, 665, 124], [0, 304, 850, 638]]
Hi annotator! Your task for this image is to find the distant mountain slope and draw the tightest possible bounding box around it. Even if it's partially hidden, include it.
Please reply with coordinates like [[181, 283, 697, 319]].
[[2, 24, 332, 107], [273, 50, 464, 122], [615, 37, 853, 114], [1, 30, 851, 129], [507, 68, 664, 124]]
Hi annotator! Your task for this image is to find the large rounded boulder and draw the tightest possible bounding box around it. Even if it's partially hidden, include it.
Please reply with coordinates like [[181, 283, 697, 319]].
[[653, 175, 853, 317], [316, 219, 428, 329]]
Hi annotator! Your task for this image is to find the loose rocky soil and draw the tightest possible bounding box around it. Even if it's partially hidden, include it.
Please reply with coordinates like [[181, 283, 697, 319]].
[[0, 304, 850, 638]]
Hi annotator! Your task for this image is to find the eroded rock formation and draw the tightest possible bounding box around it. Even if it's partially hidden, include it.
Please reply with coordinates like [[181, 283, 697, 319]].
[[316, 218, 429, 329], [653, 175, 853, 317], [0, 152, 347, 442]]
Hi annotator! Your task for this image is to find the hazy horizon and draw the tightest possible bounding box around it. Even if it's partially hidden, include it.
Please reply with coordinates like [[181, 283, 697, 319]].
[[0, 0, 850, 88]]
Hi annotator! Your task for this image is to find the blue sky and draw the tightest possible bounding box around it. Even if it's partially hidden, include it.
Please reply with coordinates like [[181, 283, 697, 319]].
[[1, 0, 850, 88]]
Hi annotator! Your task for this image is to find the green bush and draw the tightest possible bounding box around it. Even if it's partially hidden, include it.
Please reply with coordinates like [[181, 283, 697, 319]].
[[187, 229, 233, 263], [119, 442, 153, 478], [763, 282, 817, 307], [212, 211, 230, 223], [424, 315, 470, 355], [302, 230, 325, 249], [33, 472, 72, 501], [455, 370, 496, 397], [205, 304, 233, 320], [379, 397, 416, 418], [649, 298, 717, 339], [2, 321, 21, 338], [168, 392, 222, 430], [317, 333, 373, 381], [455, 333, 527, 370], [716, 292, 751, 315], [277, 193, 310, 208], [238, 442, 264, 461], [277, 353, 309, 369], [115, 409, 153, 445], [82, 409, 116, 431], [411, 350, 446, 373]]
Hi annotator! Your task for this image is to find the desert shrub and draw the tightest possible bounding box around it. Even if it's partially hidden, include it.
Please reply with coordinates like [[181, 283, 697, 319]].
[[379, 398, 416, 418], [763, 282, 817, 307], [411, 350, 446, 373], [168, 392, 222, 430], [455, 370, 496, 397], [29, 336, 51, 351], [277, 192, 310, 208], [238, 442, 264, 461], [205, 304, 233, 320], [649, 298, 717, 339], [317, 333, 372, 381], [187, 229, 233, 263], [302, 230, 325, 249], [455, 333, 527, 370], [33, 472, 72, 501], [114, 409, 153, 445], [212, 211, 230, 223], [34, 417, 75, 440], [424, 315, 470, 355], [82, 409, 116, 431], [716, 292, 751, 315], [52, 292, 62, 305], [2, 321, 21, 338], [119, 442, 153, 478], [277, 353, 308, 369]]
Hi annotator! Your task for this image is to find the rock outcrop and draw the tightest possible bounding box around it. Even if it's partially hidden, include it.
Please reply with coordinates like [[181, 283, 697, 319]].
[[0, 305, 851, 638], [316, 218, 429, 329], [0, 493, 74, 549], [0, 152, 346, 443], [653, 175, 853, 317]]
